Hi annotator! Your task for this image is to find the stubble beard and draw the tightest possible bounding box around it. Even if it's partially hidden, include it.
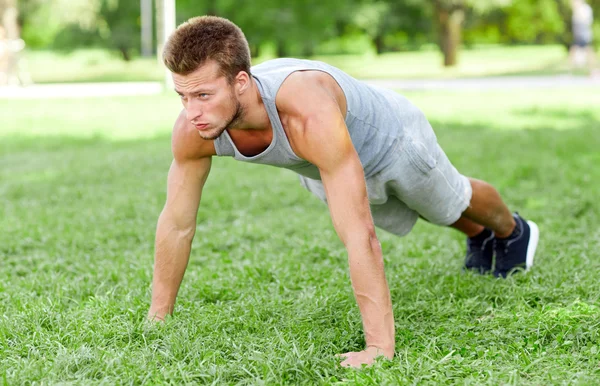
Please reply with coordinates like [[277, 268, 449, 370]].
[[198, 99, 245, 141]]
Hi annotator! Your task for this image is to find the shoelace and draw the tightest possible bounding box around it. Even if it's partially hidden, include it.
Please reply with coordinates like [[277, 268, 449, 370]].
[[496, 240, 509, 255], [473, 234, 494, 252]]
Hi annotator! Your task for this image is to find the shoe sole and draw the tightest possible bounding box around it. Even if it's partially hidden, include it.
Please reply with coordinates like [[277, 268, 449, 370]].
[[525, 220, 539, 271]]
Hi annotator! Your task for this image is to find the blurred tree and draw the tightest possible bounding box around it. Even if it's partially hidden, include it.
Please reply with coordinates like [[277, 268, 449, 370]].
[[583, 0, 600, 49], [426, 0, 512, 66], [271, 0, 345, 57], [18, 0, 101, 48], [466, 0, 600, 50], [13, 0, 600, 61], [176, 0, 353, 58], [352, 1, 396, 54], [350, 0, 430, 54], [18, 0, 143, 60], [99, 0, 142, 61], [504, 0, 565, 44]]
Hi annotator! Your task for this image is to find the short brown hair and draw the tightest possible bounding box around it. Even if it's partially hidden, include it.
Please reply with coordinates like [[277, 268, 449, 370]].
[[163, 16, 252, 82]]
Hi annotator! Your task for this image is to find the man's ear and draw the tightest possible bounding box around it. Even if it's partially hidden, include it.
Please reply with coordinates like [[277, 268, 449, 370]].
[[235, 71, 250, 95]]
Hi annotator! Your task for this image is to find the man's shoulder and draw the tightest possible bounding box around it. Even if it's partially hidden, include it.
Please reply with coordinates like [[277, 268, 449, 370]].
[[252, 57, 330, 76], [276, 71, 329, 109], [253, 57, 306, 69], [276, 68, 348, 111], [171, 110, 216, 161]]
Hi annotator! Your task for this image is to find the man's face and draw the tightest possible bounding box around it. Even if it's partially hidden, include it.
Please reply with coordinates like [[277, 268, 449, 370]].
[[173, 61, 244, 140]]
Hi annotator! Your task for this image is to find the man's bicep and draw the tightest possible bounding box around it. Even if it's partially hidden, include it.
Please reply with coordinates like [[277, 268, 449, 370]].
[[277, 74, 351, 171], [162, 157, 212, 229]]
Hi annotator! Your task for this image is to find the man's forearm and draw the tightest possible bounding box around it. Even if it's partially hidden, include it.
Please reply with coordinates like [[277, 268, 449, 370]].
[[149, 218, 195, 319], [347, 234, 395, 355]]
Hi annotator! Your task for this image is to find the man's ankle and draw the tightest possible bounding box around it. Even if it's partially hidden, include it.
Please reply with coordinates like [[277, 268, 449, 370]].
[[469, 227, 493, 242], [496, 218, 521, 240]]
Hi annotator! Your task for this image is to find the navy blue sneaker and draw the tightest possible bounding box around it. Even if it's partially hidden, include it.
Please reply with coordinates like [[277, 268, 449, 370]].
[[493, 213, 539, 278], [464, 228, 495, 274]]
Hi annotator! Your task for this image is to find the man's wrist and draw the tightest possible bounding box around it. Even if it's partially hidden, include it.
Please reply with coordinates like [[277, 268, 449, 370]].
[[148, 304, 173, 320], [366, 344, 395, 358]]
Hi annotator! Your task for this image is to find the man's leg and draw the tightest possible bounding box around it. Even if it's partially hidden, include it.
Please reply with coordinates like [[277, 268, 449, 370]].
[[568, 45, 579, 71], [451, 214, 495, 274], [453, 178, 515, 238], [386, 127, 538, 277], [451, 178, 538, 277], [585, 46, 599, 77], [449, 178, 513, 274]]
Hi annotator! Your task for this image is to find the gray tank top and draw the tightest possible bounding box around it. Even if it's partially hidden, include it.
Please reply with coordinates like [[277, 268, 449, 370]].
[[214, 58, 428, 180]]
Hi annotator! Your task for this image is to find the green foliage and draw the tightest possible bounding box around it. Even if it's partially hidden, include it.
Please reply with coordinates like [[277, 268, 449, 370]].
[[504, 0, 567, 43], [98, 0, 142, 60], [349, 0, 431, 53], [14, 0, 600, 59], [18, 0, 102, 48], [17, 0, 142, 58], [175, 0, 357, 57]]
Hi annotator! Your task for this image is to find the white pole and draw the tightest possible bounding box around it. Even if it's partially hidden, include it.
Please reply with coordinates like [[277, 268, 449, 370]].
[[140, 0, 153, 57], [162, 0, 176, 90]]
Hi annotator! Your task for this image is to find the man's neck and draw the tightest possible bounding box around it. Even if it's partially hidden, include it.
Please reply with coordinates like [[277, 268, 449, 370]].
[[230, 78, 271, 132]]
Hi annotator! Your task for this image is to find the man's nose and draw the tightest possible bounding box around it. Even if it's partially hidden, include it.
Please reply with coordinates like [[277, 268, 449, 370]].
[[186, 100, 203, 122]]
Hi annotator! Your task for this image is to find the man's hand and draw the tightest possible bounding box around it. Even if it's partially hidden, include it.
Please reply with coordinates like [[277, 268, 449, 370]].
[[338, 346, 394, 368], [147, 309, 167, 322]]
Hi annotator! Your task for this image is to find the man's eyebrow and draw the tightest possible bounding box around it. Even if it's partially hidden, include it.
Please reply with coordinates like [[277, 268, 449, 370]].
[[174, 88, 211, 95]]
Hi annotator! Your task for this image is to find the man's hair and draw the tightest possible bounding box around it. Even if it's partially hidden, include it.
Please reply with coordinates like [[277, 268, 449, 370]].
[[163, 16, 252, 83]]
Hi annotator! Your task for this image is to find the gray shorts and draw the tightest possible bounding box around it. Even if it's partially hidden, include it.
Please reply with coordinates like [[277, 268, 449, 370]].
[[299, 130, 472, 237]]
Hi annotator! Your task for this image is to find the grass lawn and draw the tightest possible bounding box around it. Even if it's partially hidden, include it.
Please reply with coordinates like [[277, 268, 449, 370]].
[[1, 88, 599, 384], [22, 44, 587, 84]]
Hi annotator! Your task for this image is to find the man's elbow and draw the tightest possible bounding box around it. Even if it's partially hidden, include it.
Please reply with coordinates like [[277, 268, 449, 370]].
[[157, 212, 197, 241], [341, 223, 381, 254], [176, 226, 196, 241]]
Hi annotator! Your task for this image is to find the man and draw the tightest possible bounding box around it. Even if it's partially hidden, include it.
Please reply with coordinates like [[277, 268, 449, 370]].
[[0, 25, 30, 87], [148, 16, 540, 368], [0, 27, 8, 85], [569, 0, 598, 75]]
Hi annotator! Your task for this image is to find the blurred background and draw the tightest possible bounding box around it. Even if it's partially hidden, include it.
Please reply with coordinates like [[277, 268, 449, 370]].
[[0, 0, 599, 86]]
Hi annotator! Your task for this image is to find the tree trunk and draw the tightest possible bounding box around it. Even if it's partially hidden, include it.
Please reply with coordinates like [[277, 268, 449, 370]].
[[276, 39, 287, 57], [374, 34, 385, 55], [556, 0, 573, 51], [301, 41, 315, 57], [119, 46, 131, 61], [435, 3, 464, 67]]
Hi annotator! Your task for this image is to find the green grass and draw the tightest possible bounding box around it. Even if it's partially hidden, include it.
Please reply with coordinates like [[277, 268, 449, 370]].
[[24, 49, 164, 84], [312, 45, 579, 79], [22, 44, 589, 84], [1, 88, 600, 384]]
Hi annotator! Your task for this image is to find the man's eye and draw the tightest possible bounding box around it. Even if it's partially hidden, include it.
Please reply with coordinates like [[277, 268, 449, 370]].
[[199, 93, 209, 98]]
